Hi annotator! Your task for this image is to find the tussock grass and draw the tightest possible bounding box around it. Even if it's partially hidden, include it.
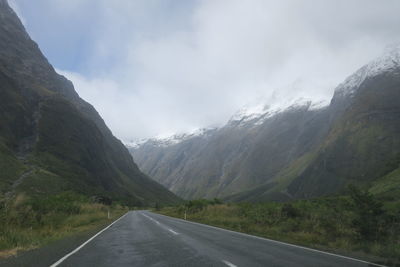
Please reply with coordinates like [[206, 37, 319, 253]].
[[0, 192, 128, 258]]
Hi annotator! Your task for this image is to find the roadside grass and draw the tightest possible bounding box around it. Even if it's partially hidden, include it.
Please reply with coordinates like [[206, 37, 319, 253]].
[[0, 192, 128, 258], [156, 195, 400, 266]]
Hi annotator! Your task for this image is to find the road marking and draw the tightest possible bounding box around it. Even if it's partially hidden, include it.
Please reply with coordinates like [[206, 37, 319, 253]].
[[168, 229, 179, 235], [222, 260, 237, 267], [50, 212, 129, 267], [150, 212, 385, 267], [141, 212, 179, 235], [142, 213, 161, 224]]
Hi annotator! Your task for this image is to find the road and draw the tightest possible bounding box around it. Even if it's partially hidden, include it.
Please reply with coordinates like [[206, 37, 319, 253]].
[[51, 211, 379, 267]]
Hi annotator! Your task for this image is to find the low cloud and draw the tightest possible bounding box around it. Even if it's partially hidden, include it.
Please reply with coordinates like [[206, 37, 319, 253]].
[[14, 0, 400, 140]]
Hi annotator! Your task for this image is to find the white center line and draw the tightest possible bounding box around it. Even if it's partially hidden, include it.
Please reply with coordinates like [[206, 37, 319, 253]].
[[222, 260, 238, 267], [142, 212, 179, 235], [142, 213, 160, 224], [168, 229, 179, 235]]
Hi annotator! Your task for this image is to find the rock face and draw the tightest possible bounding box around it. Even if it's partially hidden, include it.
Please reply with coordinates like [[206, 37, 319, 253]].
[[130, 46, 400, 201], [0, 1, 180, 205]]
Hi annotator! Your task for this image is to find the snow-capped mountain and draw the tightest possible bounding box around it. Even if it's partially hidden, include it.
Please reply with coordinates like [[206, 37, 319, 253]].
[[128, 46, 400, 201], [125, 128, 216, 149], [124, 139, 149, 149], [126, 98, 330, 149], [129, 97, 332, 199], [335, 44, 400, 97], [228, 98, 329, 127]]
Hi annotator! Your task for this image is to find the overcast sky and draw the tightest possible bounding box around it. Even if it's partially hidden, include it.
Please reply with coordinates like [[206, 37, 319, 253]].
[[9, 0, 400, 141]]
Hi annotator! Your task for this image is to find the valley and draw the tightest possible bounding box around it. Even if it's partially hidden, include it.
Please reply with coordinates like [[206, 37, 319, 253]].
[[0, 0, 399, 265]]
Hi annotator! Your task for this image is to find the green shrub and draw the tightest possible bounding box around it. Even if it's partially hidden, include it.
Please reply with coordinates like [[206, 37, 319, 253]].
[[281, 203, 299, 218], [348, 185, 385, 241]]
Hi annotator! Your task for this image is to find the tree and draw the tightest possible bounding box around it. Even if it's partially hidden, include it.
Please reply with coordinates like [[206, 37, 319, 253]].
[[348, 185, 384, 241], [281, 203, 299, 218]]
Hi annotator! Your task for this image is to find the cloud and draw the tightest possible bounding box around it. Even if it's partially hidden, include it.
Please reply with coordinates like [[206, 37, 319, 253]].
[[14, 0, 400, 140]]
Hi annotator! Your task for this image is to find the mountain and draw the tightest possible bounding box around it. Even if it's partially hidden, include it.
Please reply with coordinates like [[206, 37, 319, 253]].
[[284, 45, 400, 199], [0, 0, 180, 206], [129, 45, 400, 201], [129, 99, 331, 200], [228, 46, 400, 202]]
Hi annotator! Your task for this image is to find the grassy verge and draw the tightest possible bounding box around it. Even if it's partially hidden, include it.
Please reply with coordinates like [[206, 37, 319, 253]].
[[0, 192, 128, 258], [156, 193, 399, 266]]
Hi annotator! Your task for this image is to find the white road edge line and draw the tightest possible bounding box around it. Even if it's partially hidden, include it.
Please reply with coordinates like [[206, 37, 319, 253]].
[[222, 260, 238, 267], [142, 212, 179, 235], [149, 212, 386, 267], [50, 212, 129, 267]]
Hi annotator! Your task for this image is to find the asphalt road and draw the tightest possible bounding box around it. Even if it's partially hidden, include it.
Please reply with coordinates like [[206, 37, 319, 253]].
[[51, 211, 379, 267]]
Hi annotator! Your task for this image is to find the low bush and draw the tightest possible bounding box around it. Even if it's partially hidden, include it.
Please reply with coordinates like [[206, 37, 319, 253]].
[[157, 193, 400, 265]]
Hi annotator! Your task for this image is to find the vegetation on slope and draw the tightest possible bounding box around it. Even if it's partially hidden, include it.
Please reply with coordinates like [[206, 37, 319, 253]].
[[157, 189, 400, 266], [370, 166, 400, 200]]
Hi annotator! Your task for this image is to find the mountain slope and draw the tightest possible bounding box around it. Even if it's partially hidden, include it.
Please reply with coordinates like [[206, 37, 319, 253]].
[[130, 100, 331, 199], [0, 0, 180, 205], [130, 46, 400, 201], [225, 47, 400, 202], [287, 58, 400, 198]]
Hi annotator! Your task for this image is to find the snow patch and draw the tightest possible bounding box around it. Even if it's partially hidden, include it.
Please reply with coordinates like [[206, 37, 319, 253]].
[[125, 127, 216, 149], [124, 139, 148, 149], [335, 44, 400, 97], [228, 97, 329, 127]]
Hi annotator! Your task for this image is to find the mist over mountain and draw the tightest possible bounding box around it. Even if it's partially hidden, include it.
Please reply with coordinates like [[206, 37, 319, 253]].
[[0, 0, 180, 206], [9, 0, 400, 141], [129, 46, 400, 201]]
